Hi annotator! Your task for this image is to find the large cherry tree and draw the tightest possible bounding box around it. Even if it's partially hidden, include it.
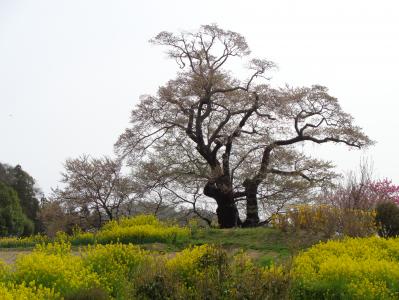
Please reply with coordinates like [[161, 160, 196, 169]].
[[116, 25, 372, 228]]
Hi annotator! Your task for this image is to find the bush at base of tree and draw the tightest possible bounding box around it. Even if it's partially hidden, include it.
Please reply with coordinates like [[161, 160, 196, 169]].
[[375, 201, 399, 237]]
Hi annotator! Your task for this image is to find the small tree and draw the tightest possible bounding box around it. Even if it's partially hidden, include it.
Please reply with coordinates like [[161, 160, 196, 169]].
[[323, 176, 399, 211], [368, 179, 399, 204], [53, 155, 136, 228], [116, 25, 372, 228], [321, 161, 375, 210]]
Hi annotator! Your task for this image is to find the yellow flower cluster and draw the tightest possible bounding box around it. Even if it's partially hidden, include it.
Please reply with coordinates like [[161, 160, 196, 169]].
[[292, 236, 399, 299], [162, 244, 290, 299], [271, 204, 377, 237], [166, 244, 222, 281], [34, 238, 71, 256], [0, 240, 294, 299], [0, 234, 50, 248], [97, 223, 190, 244], [0, 282, 60, 300], [102, 214, 161, 229], [228, 251, 290, 299], [14, 243, 102, 298], [70, 214, 191, 245], [0, 215, 190, 249], [82, 243, 151, 298], [0, 242, 154, 299]]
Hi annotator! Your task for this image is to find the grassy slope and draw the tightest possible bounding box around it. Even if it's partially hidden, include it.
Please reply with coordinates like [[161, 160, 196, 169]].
[[189, 227, 324, 266], [0, 227, 323, 266], [142, 227, 324, 267]]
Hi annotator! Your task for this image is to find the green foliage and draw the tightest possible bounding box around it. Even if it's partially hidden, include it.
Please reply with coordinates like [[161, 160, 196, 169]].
[[71, 231, 96, 246], [291, 237, 399, 299], [0, 181, 27, 236], [0, 163, 40, 233], [376, 201, 399, 237], [22, 216, 34, 236], [64, 287, 108, 300]]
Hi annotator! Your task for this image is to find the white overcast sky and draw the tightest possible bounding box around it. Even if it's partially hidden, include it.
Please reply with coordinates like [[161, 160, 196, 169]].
[[1, 0, 398, 194]]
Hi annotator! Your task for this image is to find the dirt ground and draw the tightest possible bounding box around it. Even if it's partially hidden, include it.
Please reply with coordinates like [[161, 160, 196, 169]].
[[0, 249, 31, 265]]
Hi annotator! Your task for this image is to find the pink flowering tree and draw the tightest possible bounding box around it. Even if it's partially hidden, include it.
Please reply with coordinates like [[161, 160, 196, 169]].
[[323, 173, 399, 210], [368, 179, 399, 205]]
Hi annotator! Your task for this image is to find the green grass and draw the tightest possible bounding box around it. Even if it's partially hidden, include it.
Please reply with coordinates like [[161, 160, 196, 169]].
[[187, 226, 325, 265], [0, 225, 324, 266], [192, 227, 288, 250]]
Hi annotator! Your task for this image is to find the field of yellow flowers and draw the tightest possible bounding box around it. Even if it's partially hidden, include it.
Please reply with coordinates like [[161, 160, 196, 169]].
[[0, 213, 398, 299], [0, 240, 290, 299], [0, 215, 191, 249]]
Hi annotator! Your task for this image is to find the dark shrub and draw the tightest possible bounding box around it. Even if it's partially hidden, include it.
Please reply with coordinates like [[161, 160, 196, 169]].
[[375, 201, 399, 237]]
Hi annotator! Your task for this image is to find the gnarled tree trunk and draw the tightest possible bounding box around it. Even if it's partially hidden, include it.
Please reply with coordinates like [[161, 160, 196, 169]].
[[204, 179, 241, 228]]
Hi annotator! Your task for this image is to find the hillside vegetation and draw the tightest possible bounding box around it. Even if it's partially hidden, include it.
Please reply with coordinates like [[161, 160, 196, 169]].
[[0, 215, 320, 267], [0, 214, 397, 299]]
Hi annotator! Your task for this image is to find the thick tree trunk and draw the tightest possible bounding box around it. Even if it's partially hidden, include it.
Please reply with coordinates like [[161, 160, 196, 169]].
[[95, 205, 103, 229], [242, 179, 260, 227], [216, 198, 241, 228], [204, 179, 241, 228]]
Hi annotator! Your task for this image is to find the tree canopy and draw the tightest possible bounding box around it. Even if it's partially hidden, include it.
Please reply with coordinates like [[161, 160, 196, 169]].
[[0, 163, 39, 233], [52, 155, 136, 228], [116, 24, 372, 228], [0, 181, 31, 236]]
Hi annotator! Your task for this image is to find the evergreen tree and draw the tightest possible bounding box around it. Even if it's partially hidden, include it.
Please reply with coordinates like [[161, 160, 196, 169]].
[[0, 181, 29, 236], [0, 163, 40, 232]]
